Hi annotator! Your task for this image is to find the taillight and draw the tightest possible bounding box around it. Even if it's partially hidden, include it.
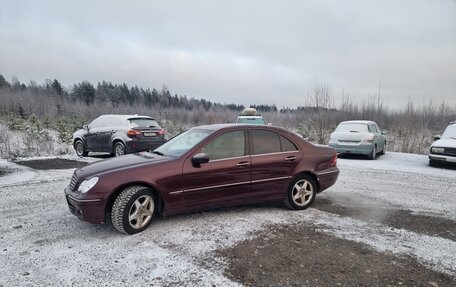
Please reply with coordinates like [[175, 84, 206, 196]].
[[362, 134, 374, 143], [329, 154, 337, 167], [127, 130, 141, 136], [158, 129, 166, 136]]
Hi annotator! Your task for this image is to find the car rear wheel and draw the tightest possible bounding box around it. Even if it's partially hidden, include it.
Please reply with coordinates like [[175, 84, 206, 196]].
[[75, 140, 88, 157], [369, 146, 377, 160], [379, 142, 386, 155], [111, 186, 156, 234], [114, 142, 126, 157], [284, 174, 316, 210]]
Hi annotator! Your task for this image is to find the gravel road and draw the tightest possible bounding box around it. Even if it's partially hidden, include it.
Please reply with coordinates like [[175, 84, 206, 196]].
[[0, 152, 455, 286]]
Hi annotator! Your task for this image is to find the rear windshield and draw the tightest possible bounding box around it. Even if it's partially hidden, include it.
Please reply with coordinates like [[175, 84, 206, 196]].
[[237, 117, 266, 125], [335, 123, 368, 133], [129, 118, 159, 128]]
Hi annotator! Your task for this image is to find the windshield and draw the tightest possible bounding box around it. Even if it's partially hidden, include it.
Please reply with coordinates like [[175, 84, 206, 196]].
[[442, 125, 456, 139], [237, 117, 266, 125], [153, 129, 214, 157], [335, 123, 368, 133], [129, 118, 159, 128]]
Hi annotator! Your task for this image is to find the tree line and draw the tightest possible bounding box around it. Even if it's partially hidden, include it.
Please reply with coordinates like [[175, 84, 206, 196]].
[[1, 73, 455, 155]]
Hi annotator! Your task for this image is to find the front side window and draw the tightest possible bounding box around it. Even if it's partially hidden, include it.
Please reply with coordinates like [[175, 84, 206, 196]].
[[89, 116, 109, 128], [202, 131, 245, 161], [154, 129, 213, 157], [251, 130, 281, 155]]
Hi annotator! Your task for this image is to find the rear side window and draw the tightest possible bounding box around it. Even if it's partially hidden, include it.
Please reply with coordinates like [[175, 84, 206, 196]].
[[202, 130, 246, 160], [129, 118, 160, 128], [251, 130, 281, 155], [280, 135, 298, 152]]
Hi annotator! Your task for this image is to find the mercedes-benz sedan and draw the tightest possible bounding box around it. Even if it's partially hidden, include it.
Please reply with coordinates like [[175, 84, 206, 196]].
[[65, 124, 339, 234]]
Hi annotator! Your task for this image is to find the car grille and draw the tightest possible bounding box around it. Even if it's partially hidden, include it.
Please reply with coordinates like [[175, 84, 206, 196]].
[[444, 148, 456, 156], [69, 173, 78, 191]]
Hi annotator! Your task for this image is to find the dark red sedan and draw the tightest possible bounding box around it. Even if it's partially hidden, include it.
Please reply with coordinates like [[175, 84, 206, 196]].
[[65, 124, 339, 234]]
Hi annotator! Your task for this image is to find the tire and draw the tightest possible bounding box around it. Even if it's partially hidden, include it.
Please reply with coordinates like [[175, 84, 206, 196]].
[[429, 159, 438, 167], [369, 146, 377, 160], [284, 174, 317, 210], [379, 142, 386, 155], [111, 186, 156, 235], [75, 140, 88, 157], [113, 142, 126, 157]]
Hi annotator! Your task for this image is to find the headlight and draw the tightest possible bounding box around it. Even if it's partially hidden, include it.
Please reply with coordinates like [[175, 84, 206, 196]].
[[431, 147, 444, 154], [78, 177, 99, 193]]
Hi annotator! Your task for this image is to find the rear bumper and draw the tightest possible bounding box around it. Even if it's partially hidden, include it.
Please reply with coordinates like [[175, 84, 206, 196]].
[[64, 187, 106, 224], [329, 143, 373, 155], [316, 168, 340, 192], [126, 139, 166, 153]]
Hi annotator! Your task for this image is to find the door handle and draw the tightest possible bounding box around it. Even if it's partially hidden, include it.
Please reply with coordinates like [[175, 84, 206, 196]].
[[236, 161, 250, 167], [285, 156, 296, 162]]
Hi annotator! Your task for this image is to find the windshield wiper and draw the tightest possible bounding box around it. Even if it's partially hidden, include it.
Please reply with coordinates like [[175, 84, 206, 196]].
[[350, 130, 360, 133], [151, 150, 165, 156]]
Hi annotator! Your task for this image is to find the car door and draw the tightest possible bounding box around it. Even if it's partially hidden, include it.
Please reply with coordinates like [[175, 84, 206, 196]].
[[85, 119, 102, 151], [98, 117, 118, 152], [249, 129, 302, 201], [369, 124, 383, 151], [374, 124, 385, 151], [181, 129, 251, 210]]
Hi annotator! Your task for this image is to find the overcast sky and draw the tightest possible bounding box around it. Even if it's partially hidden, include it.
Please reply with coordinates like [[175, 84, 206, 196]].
[[1, 0, 455, 109]]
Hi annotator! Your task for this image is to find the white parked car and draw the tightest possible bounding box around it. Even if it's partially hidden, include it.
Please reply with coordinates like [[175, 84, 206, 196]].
[[328, 120, 387, 160], [429, 122, 456, 166], [236, 108, 267, 125]]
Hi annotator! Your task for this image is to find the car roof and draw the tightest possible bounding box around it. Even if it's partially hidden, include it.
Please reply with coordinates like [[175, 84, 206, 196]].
[[97, 114, 154, 120], [191, 123, 286, 133], [339, 120, 377, 125]]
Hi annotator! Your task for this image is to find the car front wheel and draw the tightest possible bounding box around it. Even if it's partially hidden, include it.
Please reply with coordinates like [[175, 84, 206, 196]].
[[75, 140, 88, 157], [284, 174, 317, 210], [111, 186, 156, 234]]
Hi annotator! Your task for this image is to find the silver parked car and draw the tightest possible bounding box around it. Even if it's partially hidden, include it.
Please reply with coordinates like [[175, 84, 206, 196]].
[[429, 122, 456, 166], [328, 120, 387, 160]]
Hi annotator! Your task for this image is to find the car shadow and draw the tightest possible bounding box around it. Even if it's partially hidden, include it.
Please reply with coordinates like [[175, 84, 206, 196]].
[[429, 161, 456, 170], [337, 154, 371, 160]]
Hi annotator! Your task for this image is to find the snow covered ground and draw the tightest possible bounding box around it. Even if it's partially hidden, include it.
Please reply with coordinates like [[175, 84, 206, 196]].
[[0, 152, 455, 286]]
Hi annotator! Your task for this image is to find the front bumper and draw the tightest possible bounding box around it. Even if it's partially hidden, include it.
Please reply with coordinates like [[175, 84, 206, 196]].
[[429, 154, 456, 164], [64, 186, 106, 224]]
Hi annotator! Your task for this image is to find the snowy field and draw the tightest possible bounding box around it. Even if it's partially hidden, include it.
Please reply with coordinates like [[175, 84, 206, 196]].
[[0, 152, 455, 286]]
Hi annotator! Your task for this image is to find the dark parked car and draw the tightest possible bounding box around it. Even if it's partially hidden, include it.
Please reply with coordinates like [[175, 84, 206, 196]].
[[72, 114, 167, 157], [65, 124, 339, 234]]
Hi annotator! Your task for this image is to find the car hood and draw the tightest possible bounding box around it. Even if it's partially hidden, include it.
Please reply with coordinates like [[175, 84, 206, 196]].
[[431, 138, 456, 148], [75, 152, 172, 179]]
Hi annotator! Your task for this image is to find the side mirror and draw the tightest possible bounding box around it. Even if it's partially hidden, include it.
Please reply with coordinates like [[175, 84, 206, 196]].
[[434, 135, 441, 141], [83, 125, 89, 131], [381, 130, 388, 135], [192, 153, 209, 167]]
